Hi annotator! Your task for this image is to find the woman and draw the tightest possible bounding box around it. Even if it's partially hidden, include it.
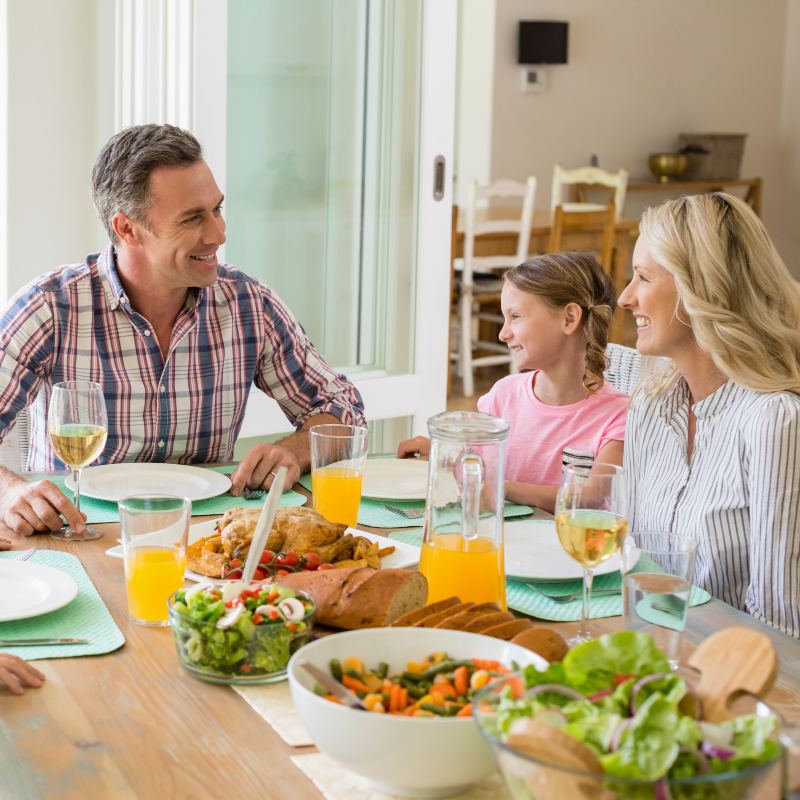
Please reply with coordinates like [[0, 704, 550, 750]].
[[619, 192, 800, 638]]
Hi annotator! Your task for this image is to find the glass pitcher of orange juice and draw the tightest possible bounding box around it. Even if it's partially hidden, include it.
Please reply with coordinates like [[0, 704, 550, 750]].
[[418, 411, 508, 609]]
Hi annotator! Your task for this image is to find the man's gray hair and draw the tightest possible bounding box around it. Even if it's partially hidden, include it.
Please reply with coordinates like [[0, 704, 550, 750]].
[[91, 124, 203, 241]]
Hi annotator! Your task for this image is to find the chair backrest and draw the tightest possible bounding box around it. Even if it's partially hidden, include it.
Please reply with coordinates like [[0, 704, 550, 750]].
[[604, 343, 671, 396], [548, 202, 615, 270], [551, 164, 629, 221], [0, 408, 31, 473], [463, 177, 537, 284]]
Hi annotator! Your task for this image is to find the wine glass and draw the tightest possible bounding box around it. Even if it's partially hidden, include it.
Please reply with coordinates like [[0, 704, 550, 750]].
[[554, 463, 627, 645], [48, 381, 108, 541]]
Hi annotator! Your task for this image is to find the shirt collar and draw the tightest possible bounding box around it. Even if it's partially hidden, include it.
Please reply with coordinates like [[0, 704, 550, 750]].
[[96, 244, 204, 312], [659, 375, 741, 422]]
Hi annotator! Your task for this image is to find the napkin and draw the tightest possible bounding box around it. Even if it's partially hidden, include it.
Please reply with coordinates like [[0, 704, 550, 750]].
[[297, 474, 536, 529], [37, 466, 308, 524], [233, 682, 313, 746], [290, 752, 511, 800], [0, 550, 125, 660]]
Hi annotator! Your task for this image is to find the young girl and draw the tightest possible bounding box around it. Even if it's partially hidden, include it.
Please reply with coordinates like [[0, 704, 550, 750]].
[[399, 251, 629, 512]]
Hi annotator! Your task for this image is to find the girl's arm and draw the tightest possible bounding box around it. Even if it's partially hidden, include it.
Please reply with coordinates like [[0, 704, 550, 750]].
[[745, 396, 800, 638], [504, 440, 625, 514]]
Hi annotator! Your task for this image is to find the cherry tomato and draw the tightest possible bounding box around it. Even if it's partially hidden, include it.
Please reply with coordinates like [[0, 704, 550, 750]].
[[224, 567, 243, 580], [318, 563, 337, 570], [252, 567, 267, 581], [274, 551, 300, 568], [229, 558, 243, 568], [299, 552, 322, 570], [259, 549, 276, 565]]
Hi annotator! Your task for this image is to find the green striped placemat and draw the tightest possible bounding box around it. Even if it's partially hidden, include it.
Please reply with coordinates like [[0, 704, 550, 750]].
[[386, 529, 712, 621], [298, 473, 535, 529], [0, 550, 125, 661], [32, 466, 307, 524]]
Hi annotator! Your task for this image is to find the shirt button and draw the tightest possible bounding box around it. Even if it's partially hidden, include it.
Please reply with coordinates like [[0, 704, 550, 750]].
[[158, 440, 165, 448], [120, 294, 127, 304], [159, 385, 166, 393], [144, 329, 151, 336]]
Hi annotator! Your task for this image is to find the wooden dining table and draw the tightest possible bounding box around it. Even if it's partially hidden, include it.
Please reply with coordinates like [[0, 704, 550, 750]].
[[454, 208, 639, 344], [1, 481, 799, 799]]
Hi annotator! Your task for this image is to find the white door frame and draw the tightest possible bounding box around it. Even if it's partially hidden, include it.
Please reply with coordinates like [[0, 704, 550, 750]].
[[116, 0, 456, 437]]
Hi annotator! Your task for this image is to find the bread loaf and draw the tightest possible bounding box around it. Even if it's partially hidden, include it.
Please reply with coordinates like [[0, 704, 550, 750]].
[[274, 567, 427, 629]]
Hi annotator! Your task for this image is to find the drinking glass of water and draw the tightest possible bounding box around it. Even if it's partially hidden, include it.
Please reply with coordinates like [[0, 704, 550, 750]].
[[621, 532, 698, 667]]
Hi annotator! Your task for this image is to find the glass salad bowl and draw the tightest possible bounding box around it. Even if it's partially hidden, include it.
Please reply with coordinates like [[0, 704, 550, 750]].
[[168, 581, 315, 685], [472, 631, 785, 800]]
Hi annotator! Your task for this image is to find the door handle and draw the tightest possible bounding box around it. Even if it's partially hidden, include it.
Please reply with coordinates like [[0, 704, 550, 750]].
[[433, 155, 445, 200]]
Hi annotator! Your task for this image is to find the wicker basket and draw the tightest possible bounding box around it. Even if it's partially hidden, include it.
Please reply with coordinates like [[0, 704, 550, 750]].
[[677, 133, 747, 180]]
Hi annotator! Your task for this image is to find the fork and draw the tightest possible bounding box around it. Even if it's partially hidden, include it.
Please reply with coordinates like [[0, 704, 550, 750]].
[[240, 487, 265, 500], [13, 547, 36, 561], [526, 584, 620, 604], [382, 503, 425, 520]]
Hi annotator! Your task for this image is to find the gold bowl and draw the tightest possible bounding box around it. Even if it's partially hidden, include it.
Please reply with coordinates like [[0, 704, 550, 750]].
[[648, 153, 689, 183]]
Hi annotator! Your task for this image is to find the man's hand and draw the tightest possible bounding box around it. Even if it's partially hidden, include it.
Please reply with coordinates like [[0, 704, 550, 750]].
[[0, 475, 86, 536], [397, 436, 430, 459], [0, 654, 45, 695], [230, 444, 302, 495]]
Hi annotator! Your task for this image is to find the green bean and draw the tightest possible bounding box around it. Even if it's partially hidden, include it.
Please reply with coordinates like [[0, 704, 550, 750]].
[[419, 702, 451, 716], [400, 679, 428, 699], [376, 662, 389, 680], [419, 659, 473, 682], [345, 668, 363, 680], [329, 659, 343, 681]]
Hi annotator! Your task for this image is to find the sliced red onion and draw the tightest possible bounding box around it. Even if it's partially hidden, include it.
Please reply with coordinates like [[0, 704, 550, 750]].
[[678, 746, 710, 774], [699, 722, 734, 748], [654, 778, 672, 800], [588, 688, 613, 702], [701, 741, 736, 761], [629, 672, 670, 715], [527, 683, 585, 703], [610, 718, 630, 752]]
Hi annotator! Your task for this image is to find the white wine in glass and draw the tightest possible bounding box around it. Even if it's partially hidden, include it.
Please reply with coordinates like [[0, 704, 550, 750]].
[[48, 381, 108, 541], [555, 463, 627, 645]]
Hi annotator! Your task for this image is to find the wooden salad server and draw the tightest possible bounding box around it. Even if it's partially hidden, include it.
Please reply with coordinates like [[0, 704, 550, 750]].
[[686, 627, 778, 722]]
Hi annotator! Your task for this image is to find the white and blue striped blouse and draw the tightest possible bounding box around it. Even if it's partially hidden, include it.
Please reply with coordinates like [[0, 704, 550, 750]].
[[625, 377, 800, 639]]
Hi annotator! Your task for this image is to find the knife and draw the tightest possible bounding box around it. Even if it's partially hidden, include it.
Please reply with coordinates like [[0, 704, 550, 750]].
[[0, 638, 89, 646], [299, 660, 367, 710]]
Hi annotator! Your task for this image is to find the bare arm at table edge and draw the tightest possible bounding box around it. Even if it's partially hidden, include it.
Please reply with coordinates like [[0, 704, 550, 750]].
[[0, 466, 86, 536], [229, 413, 344, 495]]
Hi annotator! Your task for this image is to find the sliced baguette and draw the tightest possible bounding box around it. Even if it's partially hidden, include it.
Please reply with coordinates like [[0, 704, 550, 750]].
[[511, 627, 569, 661], [274, 567, 427, 629], [480, 618, 533, 640], [391, 596, 460, 627], [434, 602, 501, 629], [462, 611, 514, 633], [416, 601, 475, 628]]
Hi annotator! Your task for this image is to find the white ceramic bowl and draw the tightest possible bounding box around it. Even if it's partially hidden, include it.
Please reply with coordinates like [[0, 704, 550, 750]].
[[287, 626, 547, 798]]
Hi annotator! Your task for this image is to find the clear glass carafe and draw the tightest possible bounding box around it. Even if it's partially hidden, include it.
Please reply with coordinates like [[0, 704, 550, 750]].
[[418, 412, 509, 609]]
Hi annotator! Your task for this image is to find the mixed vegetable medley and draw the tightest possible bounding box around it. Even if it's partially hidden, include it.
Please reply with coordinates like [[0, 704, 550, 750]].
[[482, 632, 780, 792], [170, 581, 314, 677], [318, 652, 516, 717]]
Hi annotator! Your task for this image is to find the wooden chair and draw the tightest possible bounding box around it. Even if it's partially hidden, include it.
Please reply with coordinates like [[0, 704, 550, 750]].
[[548, 202, 616, 271], [454, 177, 536, 397], [551, 164, 629, 221]]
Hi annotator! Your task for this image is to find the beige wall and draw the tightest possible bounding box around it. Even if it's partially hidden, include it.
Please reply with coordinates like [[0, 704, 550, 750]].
[[462, 0, 799, 274], [2, 0, 112, 303]]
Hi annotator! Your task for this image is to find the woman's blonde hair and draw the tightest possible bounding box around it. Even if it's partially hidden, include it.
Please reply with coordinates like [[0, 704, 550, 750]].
[[640, 193, 800, 395], [505, 252, 616, 393]]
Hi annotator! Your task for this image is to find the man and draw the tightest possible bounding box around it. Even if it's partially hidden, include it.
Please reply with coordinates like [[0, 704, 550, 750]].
[[0, 124, 365, 536]]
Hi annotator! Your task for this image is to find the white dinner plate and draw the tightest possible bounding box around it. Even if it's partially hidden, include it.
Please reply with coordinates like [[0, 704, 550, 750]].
[[360, 458, 430, 501], [0, 561, 79, 622], [504, 519, 620, 582], [66, 463, 231, 503], [105, 518, 420, 582]]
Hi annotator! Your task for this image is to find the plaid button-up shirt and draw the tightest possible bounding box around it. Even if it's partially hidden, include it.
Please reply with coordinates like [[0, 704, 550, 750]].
[[0, 245, 365, 471]]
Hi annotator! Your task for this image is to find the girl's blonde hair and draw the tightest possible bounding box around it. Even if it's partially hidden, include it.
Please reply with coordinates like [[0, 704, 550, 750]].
[[505, 252, 616, 393], [640, 193, 800, 395]]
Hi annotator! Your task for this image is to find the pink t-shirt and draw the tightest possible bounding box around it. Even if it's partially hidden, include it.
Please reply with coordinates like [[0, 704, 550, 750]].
[[477, 371, 628, 485]]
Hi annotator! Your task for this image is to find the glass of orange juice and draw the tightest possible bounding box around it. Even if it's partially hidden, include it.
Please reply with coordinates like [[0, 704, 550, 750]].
[[119, 496, 191, 626], [310, 424, 369, 526]]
